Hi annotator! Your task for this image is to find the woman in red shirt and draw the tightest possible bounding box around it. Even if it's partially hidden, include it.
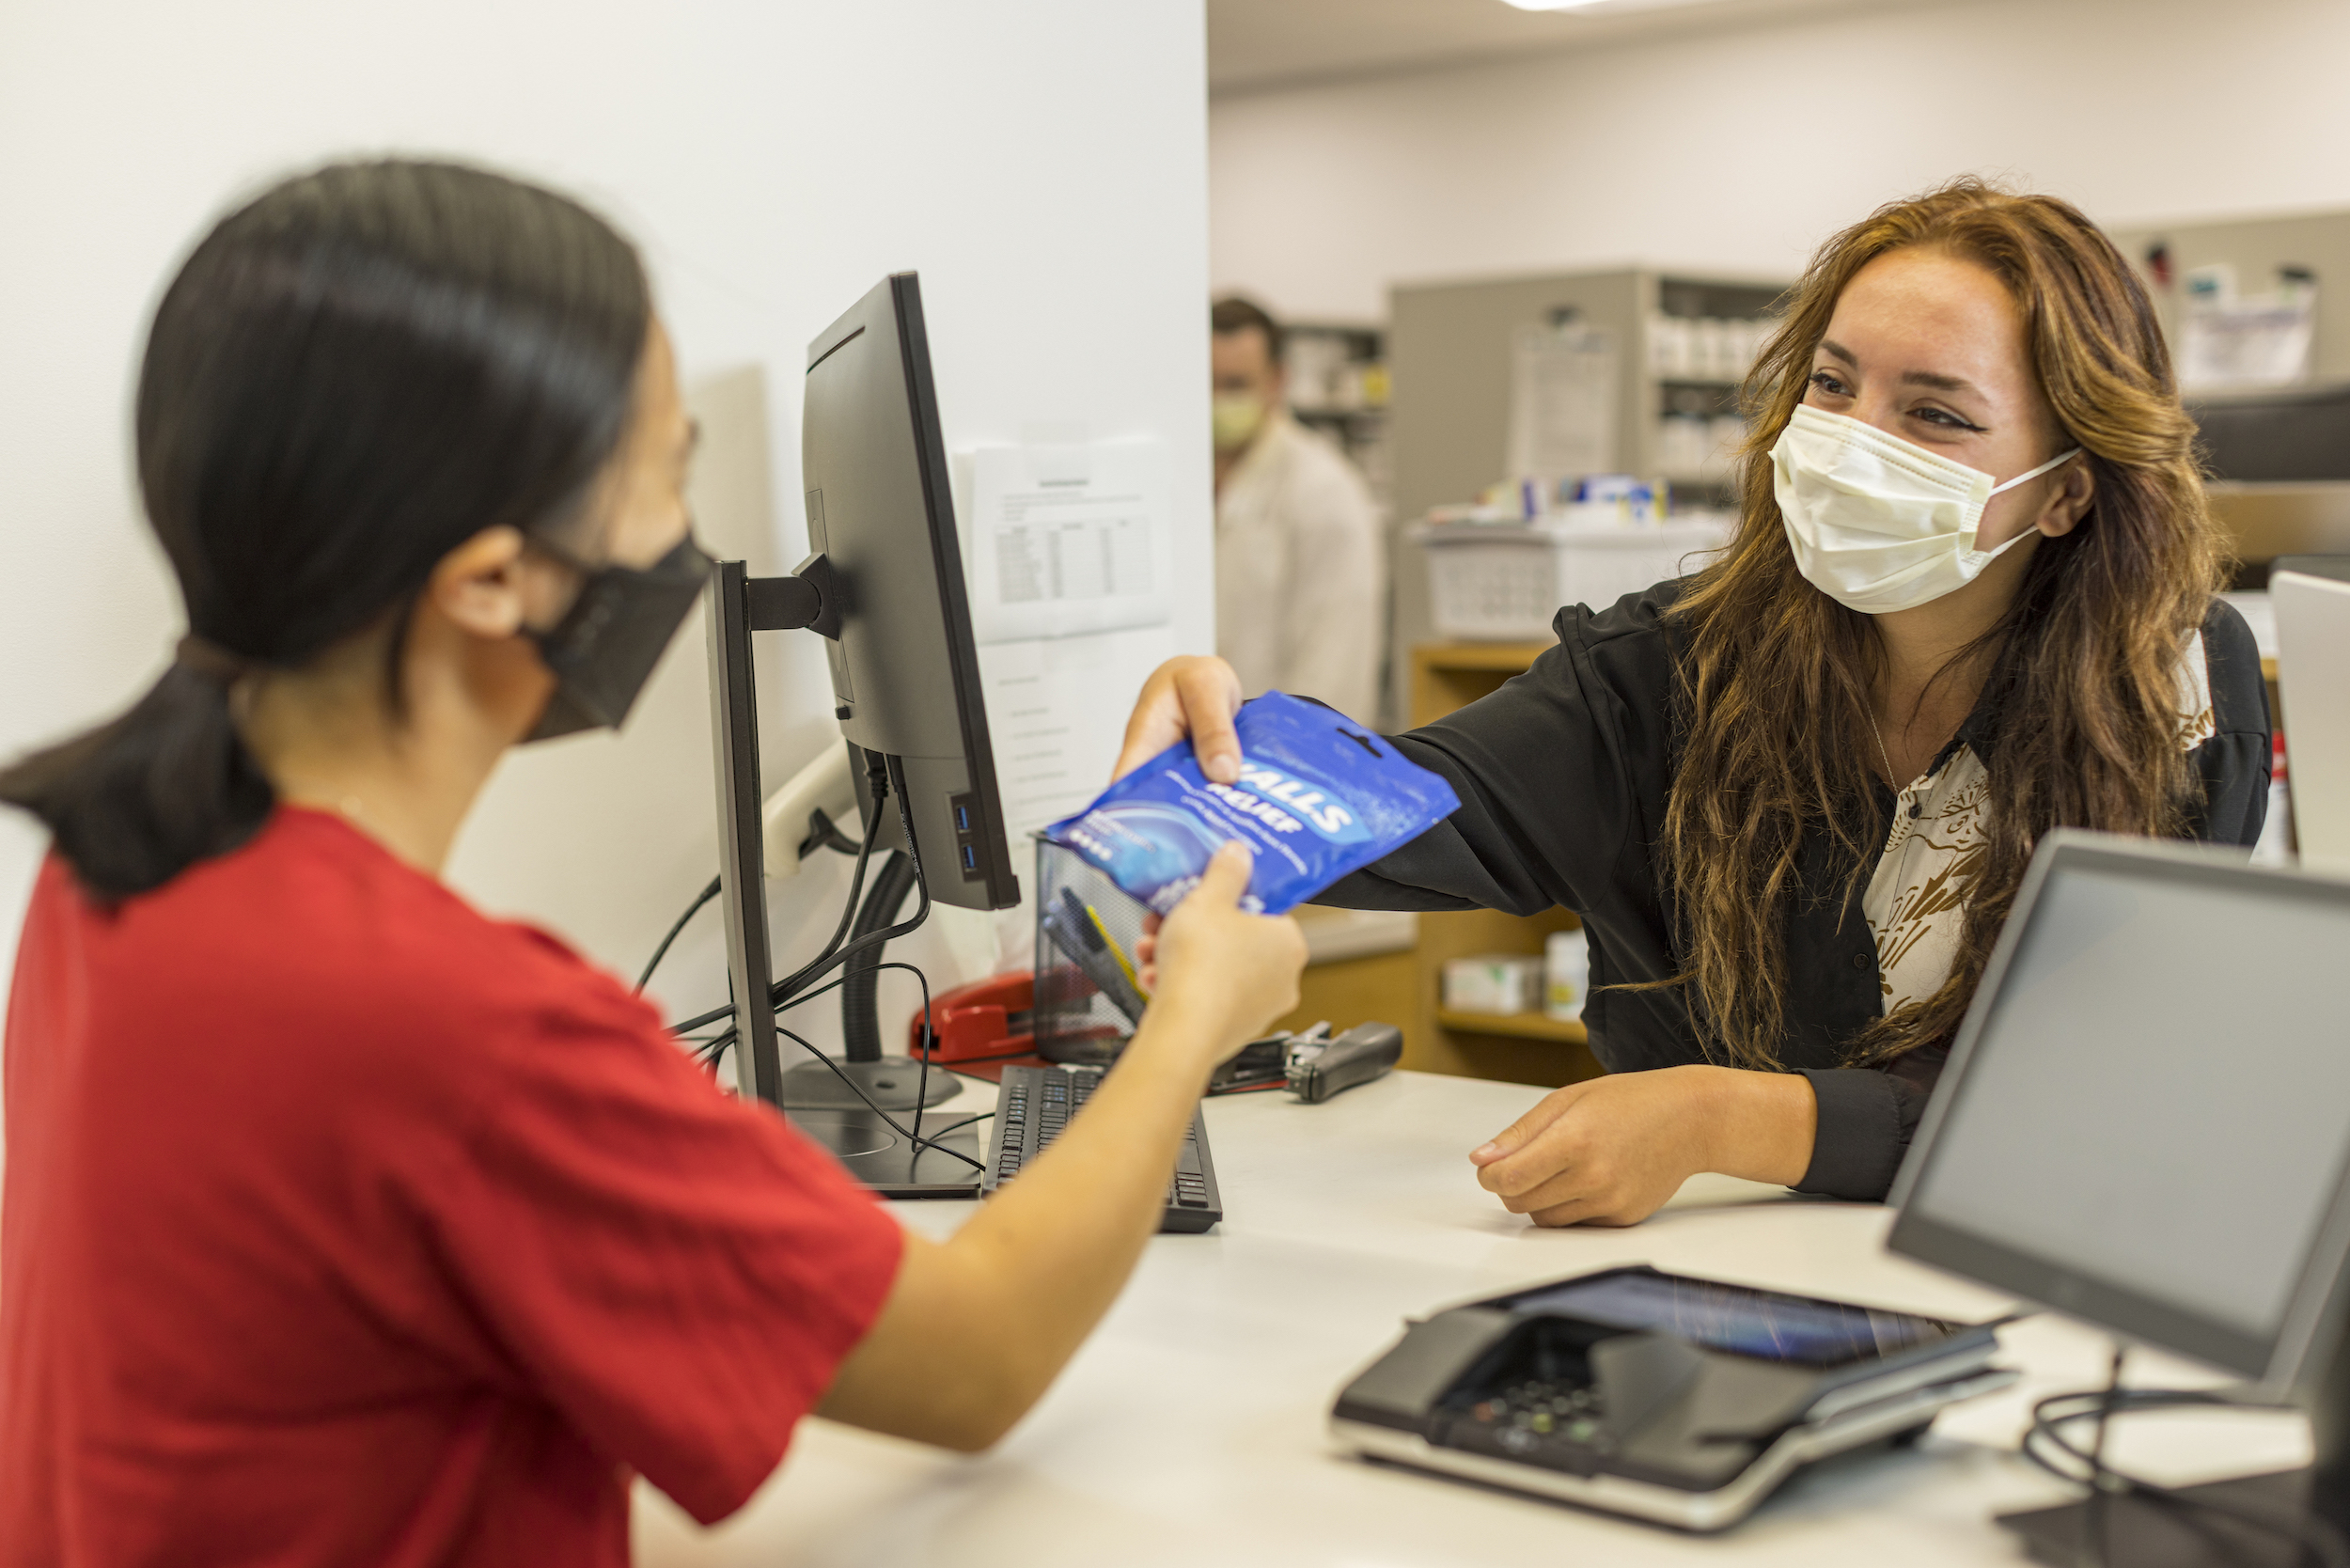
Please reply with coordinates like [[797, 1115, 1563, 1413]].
[[0, 159, 1305, 1565]]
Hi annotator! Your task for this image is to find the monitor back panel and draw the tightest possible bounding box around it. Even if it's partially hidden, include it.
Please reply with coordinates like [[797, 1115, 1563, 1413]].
[[803, 275, 1018, 909], [2276, 570, 2350, 872], [1890, 836, 2350, 1382]]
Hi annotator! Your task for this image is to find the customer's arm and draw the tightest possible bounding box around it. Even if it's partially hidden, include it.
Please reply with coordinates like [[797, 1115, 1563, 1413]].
[[1112, 591, 1679, 924], [813, 844, 1303, 1451]]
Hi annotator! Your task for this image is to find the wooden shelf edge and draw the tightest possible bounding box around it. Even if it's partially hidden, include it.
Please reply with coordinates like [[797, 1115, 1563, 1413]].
[[1413, 641, 1556, 671], [1435, 1008, 1588, 1043]]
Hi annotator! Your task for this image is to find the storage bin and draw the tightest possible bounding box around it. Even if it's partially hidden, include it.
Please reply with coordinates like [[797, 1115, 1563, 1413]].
[[1410, 518, 1732, 641]]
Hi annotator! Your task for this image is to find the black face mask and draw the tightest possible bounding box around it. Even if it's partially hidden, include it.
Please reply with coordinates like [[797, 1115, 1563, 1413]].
[[524, 533, 713, 742]]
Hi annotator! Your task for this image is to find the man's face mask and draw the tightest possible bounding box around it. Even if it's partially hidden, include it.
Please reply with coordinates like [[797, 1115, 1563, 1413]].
[[1212, 392, 1267, 453], [524, 533, 713, 742]]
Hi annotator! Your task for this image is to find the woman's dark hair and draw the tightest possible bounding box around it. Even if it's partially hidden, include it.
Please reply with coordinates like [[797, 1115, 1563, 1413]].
[[1210, 295, 1285, 361], [0, 159, 650, 901]]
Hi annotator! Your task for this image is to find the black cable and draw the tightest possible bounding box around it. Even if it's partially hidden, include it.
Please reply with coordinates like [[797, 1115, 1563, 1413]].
[[2021, 1375, 2350, 1568], [636, 876, 723, 995], [772, 1020, 983, 1172], [673, 759, 958, 1173], [838, 852, 919, 1059], [697, 961, 976, 1168], [2089, 1342, 2125, 1498], [914, 1109, 995, 1142], [666, 754, 908, 1038], [768, 848, 930, 1010], [665, 816, 884, 1038], [771, 777, 884, 1005], [766, 765, 936, 1145]]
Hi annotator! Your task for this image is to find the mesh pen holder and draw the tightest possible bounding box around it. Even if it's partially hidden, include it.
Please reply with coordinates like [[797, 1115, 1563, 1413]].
[[1032, 837, 1152, 1066]]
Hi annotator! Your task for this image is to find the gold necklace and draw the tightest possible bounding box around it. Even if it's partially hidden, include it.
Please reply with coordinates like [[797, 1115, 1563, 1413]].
[[1870, 716, 1902, 790]]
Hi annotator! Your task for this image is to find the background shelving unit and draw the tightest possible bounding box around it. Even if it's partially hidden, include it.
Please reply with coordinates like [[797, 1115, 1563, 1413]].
[[1282, 319, 1391, 510], [1383, 266, 1791, 727]]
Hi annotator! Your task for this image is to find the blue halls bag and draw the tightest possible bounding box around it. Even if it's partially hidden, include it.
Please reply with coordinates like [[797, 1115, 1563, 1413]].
[[1042, 691, 1462, 916]]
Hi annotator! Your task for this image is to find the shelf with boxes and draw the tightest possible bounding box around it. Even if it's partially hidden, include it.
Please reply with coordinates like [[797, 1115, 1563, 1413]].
[[1385, 265, 1794, 694], [1437, 925, 1588, 1042], [1644, 280, 1782, 495], [1397, 641, 1605, 1089]]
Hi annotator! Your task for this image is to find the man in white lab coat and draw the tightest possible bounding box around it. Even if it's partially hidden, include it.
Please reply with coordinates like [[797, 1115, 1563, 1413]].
[[1211, 297, 1385, 725]]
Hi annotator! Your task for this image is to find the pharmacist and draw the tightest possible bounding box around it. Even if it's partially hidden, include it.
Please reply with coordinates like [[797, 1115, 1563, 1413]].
[[1211, 296, 1384, 724], [1134, 183, 2270, 1227]]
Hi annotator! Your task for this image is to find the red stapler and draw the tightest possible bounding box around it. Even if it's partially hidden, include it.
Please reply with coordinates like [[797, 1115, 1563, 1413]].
[[910, 972, 1040, 1079]]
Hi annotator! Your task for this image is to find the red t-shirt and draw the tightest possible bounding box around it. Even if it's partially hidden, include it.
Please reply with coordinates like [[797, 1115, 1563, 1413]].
[[0, 808, 903, 1565]]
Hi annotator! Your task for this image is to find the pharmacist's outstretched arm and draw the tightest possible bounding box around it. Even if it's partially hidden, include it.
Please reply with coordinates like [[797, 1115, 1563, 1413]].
[[813, 844, 1303, 1451], [1112, 655, 1244, 784]]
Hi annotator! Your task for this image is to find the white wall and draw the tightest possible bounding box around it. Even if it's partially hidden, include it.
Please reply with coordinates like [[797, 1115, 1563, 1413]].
[[1211, 0, 2350, 321], [0, 2, 1212, 1051]]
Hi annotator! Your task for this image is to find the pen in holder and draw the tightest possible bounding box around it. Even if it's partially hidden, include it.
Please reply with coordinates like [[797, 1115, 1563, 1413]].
[[1031, 837, 1152, 1066]]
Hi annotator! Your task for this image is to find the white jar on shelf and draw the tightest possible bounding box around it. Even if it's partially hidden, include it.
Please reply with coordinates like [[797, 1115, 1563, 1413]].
[[1649, 313, 1695, 379], [1544, 928, 1588, 1022], [1657, 414, 1709, 474]]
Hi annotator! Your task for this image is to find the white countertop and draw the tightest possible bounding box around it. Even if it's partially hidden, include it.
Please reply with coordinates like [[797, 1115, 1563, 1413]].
[[635, 1070, 2307, 1565]]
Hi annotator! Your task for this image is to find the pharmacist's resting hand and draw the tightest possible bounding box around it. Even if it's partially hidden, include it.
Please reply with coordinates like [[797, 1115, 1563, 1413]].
[[1467, 1067, 1721, 1227], [1113, 656, 1244, 785], [1148, 842, 1303, 1063]]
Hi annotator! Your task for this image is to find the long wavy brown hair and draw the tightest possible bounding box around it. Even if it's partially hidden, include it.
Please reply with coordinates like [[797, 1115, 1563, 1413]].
[[1663, 177, 2225, 1069]]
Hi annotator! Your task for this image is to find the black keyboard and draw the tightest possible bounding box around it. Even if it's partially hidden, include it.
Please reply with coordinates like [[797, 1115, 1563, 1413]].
[[981, 1064, 1221, 1233]]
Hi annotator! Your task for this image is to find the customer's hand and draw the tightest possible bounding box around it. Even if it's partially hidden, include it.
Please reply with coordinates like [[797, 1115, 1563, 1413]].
[[1468, 1066, 1726, 1227], [1112, 655, 1245, 783], [1145, 842, 1303, 1067]]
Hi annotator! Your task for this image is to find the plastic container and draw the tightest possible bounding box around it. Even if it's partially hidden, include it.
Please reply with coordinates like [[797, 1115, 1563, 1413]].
[[1411, 516, 1732, 641], [1030, 838, 1150, 1066]]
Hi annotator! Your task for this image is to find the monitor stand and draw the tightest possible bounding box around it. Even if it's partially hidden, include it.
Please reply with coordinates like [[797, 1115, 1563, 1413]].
[[780, 1106, 983, 1200], [778, 1058, 957, 1110], [2000, 1334, 2350, 1567], [2002, 1471, 2328, 1567], [704, 557, 976, 1197]]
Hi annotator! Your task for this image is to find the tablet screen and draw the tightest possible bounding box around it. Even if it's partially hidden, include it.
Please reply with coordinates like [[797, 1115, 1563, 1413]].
[[1501, 1269, 1956, 1367]]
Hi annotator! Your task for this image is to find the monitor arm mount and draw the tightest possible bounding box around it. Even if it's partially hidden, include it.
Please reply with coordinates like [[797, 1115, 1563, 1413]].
[[742, 552, 844, 639], [705, 555, 945, 1112]]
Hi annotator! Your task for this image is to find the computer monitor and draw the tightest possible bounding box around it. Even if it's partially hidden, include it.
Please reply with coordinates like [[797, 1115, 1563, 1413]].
[[702, 273, 1021, 1191], [1887, 831, 2350, 1544], [801, 274, 1021, 914], [2276, 569, 2350, 873]]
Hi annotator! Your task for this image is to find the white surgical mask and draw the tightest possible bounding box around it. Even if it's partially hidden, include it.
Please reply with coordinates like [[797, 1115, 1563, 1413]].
[[1770, 402, 2080, 615]]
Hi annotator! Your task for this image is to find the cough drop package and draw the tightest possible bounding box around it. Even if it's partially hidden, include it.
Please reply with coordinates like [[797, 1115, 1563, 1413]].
[[1042, 692, 1460, 916]]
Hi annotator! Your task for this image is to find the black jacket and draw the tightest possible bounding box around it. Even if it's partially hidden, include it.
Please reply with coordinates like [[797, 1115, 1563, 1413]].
[[1321, 581, 2272, 1200]]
